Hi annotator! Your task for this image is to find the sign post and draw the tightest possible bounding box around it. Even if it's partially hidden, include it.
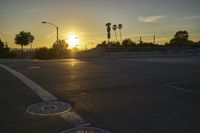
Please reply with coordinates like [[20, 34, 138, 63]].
[[28, 35, 34, 51]]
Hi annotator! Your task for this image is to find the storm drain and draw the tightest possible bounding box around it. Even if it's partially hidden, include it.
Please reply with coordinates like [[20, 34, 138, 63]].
[[26, 101, 71, 116], [60, 127, 111, 133]]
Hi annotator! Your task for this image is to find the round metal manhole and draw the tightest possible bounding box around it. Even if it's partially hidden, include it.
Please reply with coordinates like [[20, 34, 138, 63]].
[[60, 127, 111, 133], [26, 101, 71, 116]]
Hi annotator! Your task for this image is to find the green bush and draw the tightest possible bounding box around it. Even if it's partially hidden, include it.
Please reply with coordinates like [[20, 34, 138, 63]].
[[34, 47, 50, 60]]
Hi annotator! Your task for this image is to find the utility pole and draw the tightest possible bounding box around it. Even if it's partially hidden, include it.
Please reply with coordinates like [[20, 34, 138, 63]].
[[139, 36, 142, 44], [153, 35, 155, 44]]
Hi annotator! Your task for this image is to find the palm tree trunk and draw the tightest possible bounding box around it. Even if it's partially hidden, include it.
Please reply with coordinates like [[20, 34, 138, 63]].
[[115, 31, 118, 42], [119, 29, 122, 41]]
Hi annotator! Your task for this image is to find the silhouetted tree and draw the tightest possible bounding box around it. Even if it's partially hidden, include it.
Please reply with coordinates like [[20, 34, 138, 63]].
[[138, 42, 156, 47], [0, 39, 10, 58], [170, 31, 189, 44], [118, 24, 123, 41], [112, 25, 118, 41], [175, 31, 189, 41], [106, 23, 111, 43], [122, 39, 135, 46], [0, 39, 4, 49], [52, 39, 69, 57], [15, 31, 31, 51], [96, 41, 107, 48], [109, 41, 120, 47], [34, 47, 49, 60], [168, 30, 191, 50], [53, 39, 68, 50]]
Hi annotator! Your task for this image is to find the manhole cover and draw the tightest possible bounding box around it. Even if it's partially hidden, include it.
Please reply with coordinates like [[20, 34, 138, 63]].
[[60, 127, 111, 133], [26, 101, 71, 116]]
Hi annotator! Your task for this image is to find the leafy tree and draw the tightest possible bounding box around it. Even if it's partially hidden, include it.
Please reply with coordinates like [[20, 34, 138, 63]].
[[34, 40, 69, 59], [0, 39, 4, 49], [122, 38, 136, 46], [34, 47, 49, 60], [96, 41, 107, 48], [174, 31, 189, 41], [109, 41, 120, 47], [53, 39, 68, 50], [170, 31, 189, 44], [0, 39, 10, 58], [52, 39, 69, 57], [15, 31, 31, 51], [138, 42, 156, 47]]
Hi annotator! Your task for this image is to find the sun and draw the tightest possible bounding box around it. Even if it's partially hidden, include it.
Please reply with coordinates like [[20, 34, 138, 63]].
[[67, 34, 79, 48]]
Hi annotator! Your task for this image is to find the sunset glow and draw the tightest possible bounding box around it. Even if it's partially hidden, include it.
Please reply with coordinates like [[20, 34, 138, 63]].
[[0, 0, 200, 49], [67, 34, 79, 48]]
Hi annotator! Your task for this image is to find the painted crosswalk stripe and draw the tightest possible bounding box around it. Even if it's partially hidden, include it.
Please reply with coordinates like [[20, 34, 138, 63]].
[[0, 64, 89, 127]]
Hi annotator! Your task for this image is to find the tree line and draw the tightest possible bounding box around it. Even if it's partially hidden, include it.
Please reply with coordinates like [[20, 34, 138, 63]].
[[96, 30, 200, 49], [0, 30, 200, 59], [0, 39, 10, 58]]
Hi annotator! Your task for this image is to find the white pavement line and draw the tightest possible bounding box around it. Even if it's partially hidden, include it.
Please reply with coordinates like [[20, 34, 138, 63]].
[[0, 64, 57, 101], [164, 83, 200, 94], [0, 64, 88, 127], [60, 112, 91, 127]]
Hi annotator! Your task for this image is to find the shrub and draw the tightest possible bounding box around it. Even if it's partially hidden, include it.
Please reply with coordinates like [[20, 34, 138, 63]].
[[34, 47, 50, 60]]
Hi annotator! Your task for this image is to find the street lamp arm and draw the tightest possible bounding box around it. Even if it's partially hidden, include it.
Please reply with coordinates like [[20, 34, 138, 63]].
[[42, 21, 58, 28], [42, 21, 59, 45]]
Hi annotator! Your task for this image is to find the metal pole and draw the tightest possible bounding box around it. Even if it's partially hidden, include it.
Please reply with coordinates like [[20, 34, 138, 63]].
[[56, 26, 59, 45], [42, 21, 59, 45]]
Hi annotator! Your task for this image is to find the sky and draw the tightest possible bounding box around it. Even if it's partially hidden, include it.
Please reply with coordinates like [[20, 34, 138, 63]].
[[0, 0, 200, 49]]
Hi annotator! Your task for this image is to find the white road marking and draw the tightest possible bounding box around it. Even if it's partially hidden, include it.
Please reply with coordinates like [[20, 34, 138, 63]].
[[0, 64, 57, 101], [0, 64, 88, 127], [164, 83, 200, 94], [60, 112, 90, 127]]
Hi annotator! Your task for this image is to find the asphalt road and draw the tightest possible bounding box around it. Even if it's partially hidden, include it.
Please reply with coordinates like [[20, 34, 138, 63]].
[[0, 55, 200, 133]]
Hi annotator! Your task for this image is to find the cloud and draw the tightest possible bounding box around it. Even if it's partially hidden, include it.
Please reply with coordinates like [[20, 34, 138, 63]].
[[26, 9, 39, 13], [138, 15, 166, 23], [181, 16, 200, 20]]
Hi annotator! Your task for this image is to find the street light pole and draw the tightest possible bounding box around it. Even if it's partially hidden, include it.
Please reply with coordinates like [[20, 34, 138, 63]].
[[56, 27, 58, 45], [42, 21, 59, 45]]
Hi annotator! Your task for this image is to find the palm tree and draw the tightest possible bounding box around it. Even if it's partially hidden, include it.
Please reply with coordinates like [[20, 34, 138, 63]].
[[112, 25, 118, 42], [118, 24, 123, 41], [106, 23, 111, 43]]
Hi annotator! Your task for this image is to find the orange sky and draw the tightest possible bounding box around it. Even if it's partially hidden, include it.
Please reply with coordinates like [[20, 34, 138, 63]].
[[0, 0, 200, 49]]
